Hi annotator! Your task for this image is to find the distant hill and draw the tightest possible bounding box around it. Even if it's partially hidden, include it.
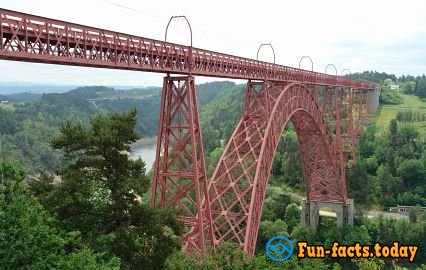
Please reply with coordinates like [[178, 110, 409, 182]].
[[0, 83, 163, 95], [0, 81, 237, 173], [0, 84, 164, 103], [0, 85, 77, 94], [4, 92, 42, 102], [98, 81, 236, 137]]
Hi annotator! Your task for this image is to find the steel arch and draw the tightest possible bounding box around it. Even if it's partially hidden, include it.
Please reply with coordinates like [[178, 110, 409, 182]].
[[207, 81, 346, 255], [0, 8, 381, 256]]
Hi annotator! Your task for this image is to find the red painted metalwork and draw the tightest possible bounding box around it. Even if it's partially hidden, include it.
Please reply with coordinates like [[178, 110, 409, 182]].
[[339, 88, 356, 165], [207, 81, 349, 255], [151, 75, 214, 253], [354, 89, 367, 136], [0, 8, 381, 255], [256, 43, 275, 63], [0, 8, 375, 88]]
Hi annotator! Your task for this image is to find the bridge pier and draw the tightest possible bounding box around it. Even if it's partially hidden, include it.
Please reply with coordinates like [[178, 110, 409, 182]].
[[301, 198, 354, 229]]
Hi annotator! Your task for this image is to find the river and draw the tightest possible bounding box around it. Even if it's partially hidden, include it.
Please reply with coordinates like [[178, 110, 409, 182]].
[[130, 143, 157, 172]]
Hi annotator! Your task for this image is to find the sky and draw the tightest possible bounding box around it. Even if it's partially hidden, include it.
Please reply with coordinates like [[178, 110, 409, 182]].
[[1, 0, 426, 87]]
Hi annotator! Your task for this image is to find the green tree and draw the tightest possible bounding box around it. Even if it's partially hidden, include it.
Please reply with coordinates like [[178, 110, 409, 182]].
[[415, 79, 426, 98], [409, 205, 421, 223], [389, 119, 398, 147], [45, 109, 181, 269], [347, 160, 370, 202], [257, 219, 289, 250], [284, 203, 301, 232], [397, 159, 425, 189], [0, 109, 17, 134], [290, 224, 316, 243], [51, 108, 148, 220], [376, 165, 400, 206], [384, 78, 393, 86], [400, 81, 415, 94], [0, 161, 120, 269], [398, 125, 419, 146], [351, 258, 385, 270], [343, 225, 371, 245], [205, 146, 224, 178], [280, 130, 303, 188]]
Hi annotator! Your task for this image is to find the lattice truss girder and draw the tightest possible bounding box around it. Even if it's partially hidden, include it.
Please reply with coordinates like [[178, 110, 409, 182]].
[[338, 88, 356, 165], [313, 86, 363, 166], [151, 76, 213, 253], [206, 81, 350, 256], [351, 89, 375, 137], [207, 81, 274, 247], [1, 8, 376, 88], [0, 7, 383, 257]]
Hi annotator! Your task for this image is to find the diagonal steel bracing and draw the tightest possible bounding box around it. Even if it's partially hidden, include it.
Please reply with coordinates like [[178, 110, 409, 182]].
[[0, 8, 381, 256], [151, 76, 214, 253], [207, 81, 358, 255]]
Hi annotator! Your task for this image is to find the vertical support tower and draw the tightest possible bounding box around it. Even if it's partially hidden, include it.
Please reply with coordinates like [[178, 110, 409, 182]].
[[151, 75, 213, 253]]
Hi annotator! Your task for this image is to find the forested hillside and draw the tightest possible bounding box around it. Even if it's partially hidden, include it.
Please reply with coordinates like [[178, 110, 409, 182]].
[[347, 70, 426, 99], [197, 75, 425, 268], [0, 81, 235, 173], [0, 74, 425, 269]]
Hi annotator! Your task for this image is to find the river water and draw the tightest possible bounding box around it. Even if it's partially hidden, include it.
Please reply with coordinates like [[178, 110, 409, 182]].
[[130, 143, 157, 172]]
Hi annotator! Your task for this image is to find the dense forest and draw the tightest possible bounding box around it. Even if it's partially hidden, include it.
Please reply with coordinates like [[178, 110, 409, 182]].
[[346, 71, 426, 99], [0, 73, 425, 269], [0, 81, 234, 173]]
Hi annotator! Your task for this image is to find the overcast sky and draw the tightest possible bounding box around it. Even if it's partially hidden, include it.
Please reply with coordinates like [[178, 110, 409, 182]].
[[1, 0, 426, 86]]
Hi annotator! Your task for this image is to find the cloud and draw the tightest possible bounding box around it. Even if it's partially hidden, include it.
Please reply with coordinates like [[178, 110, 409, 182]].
[[329, 30, 426, 75], [1, 0, 426, 85]]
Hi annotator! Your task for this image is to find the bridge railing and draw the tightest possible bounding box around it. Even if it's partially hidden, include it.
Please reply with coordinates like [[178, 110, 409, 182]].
[[0, 8, 375, 89]]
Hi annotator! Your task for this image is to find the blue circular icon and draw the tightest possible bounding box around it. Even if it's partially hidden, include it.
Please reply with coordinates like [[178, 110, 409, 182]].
[[266, 236, 293, 262]]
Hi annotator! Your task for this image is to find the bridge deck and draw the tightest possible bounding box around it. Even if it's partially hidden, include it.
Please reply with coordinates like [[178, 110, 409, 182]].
[[0, 8, 375, 89]]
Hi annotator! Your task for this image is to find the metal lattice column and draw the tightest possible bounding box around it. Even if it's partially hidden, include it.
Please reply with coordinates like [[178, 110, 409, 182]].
[[151, 76, 213, 253]]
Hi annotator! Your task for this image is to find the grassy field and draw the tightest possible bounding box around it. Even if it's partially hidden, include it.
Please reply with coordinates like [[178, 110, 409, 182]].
[[373, 93, 426, 135], [0, 103, 15, 111]]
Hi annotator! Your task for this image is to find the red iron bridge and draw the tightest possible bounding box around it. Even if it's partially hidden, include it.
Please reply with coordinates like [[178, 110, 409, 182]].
[[0, 8, 380, 256]]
